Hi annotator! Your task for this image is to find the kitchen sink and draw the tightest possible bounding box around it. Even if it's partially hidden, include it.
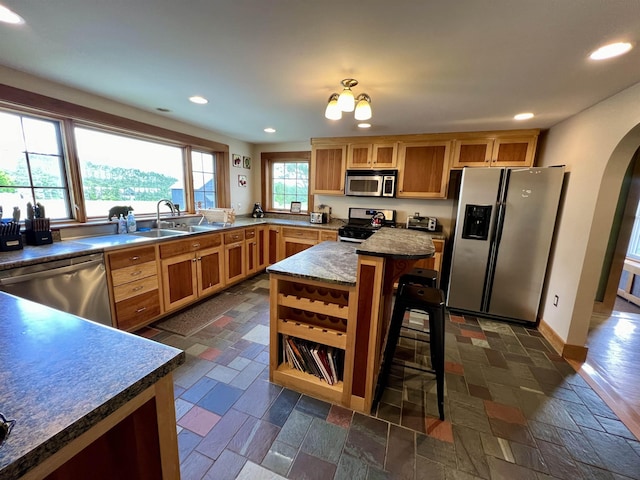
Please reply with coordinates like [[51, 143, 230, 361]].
[[129, 229, 188, 238], [167, 224, 221, 233]]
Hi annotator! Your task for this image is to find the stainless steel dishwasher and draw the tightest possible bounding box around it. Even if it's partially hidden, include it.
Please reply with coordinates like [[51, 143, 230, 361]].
[[0, 252, 112, 326]]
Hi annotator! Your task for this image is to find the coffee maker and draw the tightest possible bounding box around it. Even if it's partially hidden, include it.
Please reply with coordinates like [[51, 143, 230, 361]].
[[251, 202, 264, 218]]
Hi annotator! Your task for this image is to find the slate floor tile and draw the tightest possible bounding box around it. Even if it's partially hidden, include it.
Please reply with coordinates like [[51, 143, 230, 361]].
[[178, 405, 221, 437], [288, 451, 338, 480], [198, 382, 244, 416], [203, 449, 247, 480], [334, 453, 369, 480], [301, 417, 348, 464], [276, 409, 313, 448], [294, 394, 331, 419], [261, 440, 297, 477], [263, 388, 301, 427], [228, 416, 281, 463]]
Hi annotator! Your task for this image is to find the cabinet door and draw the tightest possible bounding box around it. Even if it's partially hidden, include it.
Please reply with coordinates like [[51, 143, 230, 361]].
[[311, 144, 346, 194], [161, 252, 197, 312], [257, 225, 268, 270], [346, 144, 372, 169], [246, 237, 258, 275], [225, 241, 246, 284], [197, 245, 224, 297], [319, 230, 338, 242], [397, 142, 452, 198], [452, 139, 493, 168], [491, 136, 537, 167], [372, 143, 398, 168], [269, 226, 281, 263]]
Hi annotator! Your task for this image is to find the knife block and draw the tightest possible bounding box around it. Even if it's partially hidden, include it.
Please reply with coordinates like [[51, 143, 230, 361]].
[[25, 218, 53, 245]]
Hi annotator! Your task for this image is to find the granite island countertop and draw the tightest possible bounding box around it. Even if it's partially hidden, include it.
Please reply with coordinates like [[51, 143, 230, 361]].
[[0, 292, 185, 480], [266, 227, 435, 285]]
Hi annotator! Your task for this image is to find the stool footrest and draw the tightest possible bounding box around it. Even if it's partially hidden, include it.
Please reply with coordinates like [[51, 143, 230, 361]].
[[392, 360, 436, 375]]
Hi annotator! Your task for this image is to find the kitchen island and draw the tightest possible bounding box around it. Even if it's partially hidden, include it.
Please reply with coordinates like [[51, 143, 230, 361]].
[[267, 227, 435, 413], [0, 292, 184, 480]]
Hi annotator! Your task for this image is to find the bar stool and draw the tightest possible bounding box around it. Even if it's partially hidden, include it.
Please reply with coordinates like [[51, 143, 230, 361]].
[[397, 267, 438, 290], [374, 283, 446, 420]]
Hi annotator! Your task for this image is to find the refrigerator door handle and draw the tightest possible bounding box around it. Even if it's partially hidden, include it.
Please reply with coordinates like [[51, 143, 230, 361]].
[[483, 199, 506, 311]]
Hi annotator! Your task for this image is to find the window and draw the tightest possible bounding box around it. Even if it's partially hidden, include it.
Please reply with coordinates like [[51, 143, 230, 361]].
[[0, 110, 71, 219], [192, 150, 217, 210], [261, 152, 311, 213], [627, 202, 640, 261], [74, 126, 185, 219]]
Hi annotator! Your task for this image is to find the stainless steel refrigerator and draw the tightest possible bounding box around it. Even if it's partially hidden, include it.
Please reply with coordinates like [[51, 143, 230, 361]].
[[447, 166, 565, 324]]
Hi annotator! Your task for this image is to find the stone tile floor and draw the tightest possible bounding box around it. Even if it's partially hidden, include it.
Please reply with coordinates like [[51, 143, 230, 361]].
[[138, 274, 640, 479]]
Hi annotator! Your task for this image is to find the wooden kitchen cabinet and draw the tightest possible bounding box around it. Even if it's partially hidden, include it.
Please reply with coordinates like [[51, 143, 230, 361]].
[[160, 233, 224, 312], [397, 141, 452, 198], [320, 230, 338, 242], [310, 143, 347, 195], [245, 227, 258, 275], [257, 225, 269, 270], [224, 229, 246, 285], [107, 245, 162, 331], [268, 225, 281, 265], [281, 227, 319, 259], [346, 142, 398, 169], [452, 131, 538, 168]]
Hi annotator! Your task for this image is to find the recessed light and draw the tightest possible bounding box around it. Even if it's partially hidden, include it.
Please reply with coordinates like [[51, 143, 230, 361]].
[[357, 123, 371, 129], [264, 127, 276, 133], [514, 112, 534, 121], [589, 42, 633, 60], [189, 95, 208, 105], [0, 4, 25, 24]]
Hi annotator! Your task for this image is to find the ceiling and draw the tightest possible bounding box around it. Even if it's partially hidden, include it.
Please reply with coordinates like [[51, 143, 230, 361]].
[[1, 0, 640, 144]]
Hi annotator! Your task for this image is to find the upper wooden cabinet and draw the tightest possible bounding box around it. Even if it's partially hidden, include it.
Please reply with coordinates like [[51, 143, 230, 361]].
[[346, 142, 398, 169], [397, 141, 452, 199], [452, 131, 538, 168], [310, 143, 346, 195]]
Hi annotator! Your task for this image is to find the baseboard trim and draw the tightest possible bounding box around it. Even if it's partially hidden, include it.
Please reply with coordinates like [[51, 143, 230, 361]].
[[538, 319, 588, 363]]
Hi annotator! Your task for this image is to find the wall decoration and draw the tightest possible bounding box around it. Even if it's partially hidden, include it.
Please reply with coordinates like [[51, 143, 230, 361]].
[[243, 156, 251, 169], [232, 154, 242, 167], [238, 175, 247, 187]]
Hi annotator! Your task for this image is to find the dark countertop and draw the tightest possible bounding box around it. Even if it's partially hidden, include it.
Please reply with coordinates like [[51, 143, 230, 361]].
[[266, 241, 359, 286], [266, 228, 436, 285], [0, 217, 345, 271], [0, 292, 185, 480]]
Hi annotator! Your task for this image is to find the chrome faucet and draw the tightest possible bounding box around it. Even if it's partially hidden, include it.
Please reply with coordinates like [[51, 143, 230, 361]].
[[156, 199, 177, 228]]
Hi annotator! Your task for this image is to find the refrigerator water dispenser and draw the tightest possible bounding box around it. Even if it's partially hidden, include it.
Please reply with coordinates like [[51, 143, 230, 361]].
[[461, 204, 492, 240]]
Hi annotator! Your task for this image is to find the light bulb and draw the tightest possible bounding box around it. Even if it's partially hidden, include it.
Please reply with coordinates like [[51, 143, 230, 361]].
[[355, 95, 372, 120], [337, 88, 355, 112], [325, 94, 342, 120]]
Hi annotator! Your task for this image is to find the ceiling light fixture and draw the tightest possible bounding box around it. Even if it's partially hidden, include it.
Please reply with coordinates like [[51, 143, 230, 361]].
[[189, 95, 208, 105], [0, 4, 24, 24], [514, 112, 534, 121], [264, 127, 276, 133], [325, 79, 372, 121], [589, 42, 632, 60]]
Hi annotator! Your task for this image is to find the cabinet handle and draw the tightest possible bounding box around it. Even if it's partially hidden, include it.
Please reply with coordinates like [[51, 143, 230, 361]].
[[197, 257, 202, 261], [132, 285, 144, 292], [192, 243, 200, 248], [192, 258, 197, 262], [136, 307, 147, 313], [130, 256, 140, 261], [130, 270, 142, 277]]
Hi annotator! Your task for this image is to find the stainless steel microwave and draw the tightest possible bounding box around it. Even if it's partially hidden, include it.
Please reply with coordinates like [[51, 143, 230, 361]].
[[345, 170, 397, 197]]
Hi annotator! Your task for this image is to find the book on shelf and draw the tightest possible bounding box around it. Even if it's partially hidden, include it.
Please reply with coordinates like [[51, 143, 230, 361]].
[[282, 336, 343, 385]]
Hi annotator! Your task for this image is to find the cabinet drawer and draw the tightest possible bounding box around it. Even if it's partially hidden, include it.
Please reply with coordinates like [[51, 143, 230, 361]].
[[111, 261, 157, 287], [113, 274, 159, 303], [432, 238, 444, 253], [160, 233, 221, 258], [282, 228, 319, 241], [115, 289, 161, 331], [108, 246, 156, 270], [320, 230, 338, 241], [244, 227, 256, 239], [224, 230, 245, 244]]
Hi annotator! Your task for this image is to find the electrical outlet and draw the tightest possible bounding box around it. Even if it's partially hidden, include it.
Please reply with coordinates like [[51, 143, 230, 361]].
[[553, 295, 559, 307]]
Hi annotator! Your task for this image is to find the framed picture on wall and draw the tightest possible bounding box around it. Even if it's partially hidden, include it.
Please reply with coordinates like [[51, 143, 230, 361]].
[[290, 201, 301, 213], [243, 156, 251, 169], [233, 154, 242, 167], [238, 175, 247, 187]]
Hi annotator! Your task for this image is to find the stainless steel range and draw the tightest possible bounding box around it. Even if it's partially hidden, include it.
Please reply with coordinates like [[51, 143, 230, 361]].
[[338, 208, 397, 243]]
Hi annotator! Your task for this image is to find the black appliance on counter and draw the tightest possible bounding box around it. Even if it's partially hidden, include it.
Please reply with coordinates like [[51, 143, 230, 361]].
[[338, 208, 396, 243]]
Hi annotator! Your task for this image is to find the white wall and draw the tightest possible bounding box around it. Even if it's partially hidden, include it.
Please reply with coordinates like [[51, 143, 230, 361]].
[[537, 81, 640, 345]]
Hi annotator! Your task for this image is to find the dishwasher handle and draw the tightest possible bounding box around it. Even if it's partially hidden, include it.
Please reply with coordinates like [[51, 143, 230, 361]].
[[0, 258, 105, 286]]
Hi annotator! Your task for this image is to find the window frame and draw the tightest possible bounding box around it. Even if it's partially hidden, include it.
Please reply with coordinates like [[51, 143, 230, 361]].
[[0, 84, 230, 224], [261, 151, 313, 214]]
